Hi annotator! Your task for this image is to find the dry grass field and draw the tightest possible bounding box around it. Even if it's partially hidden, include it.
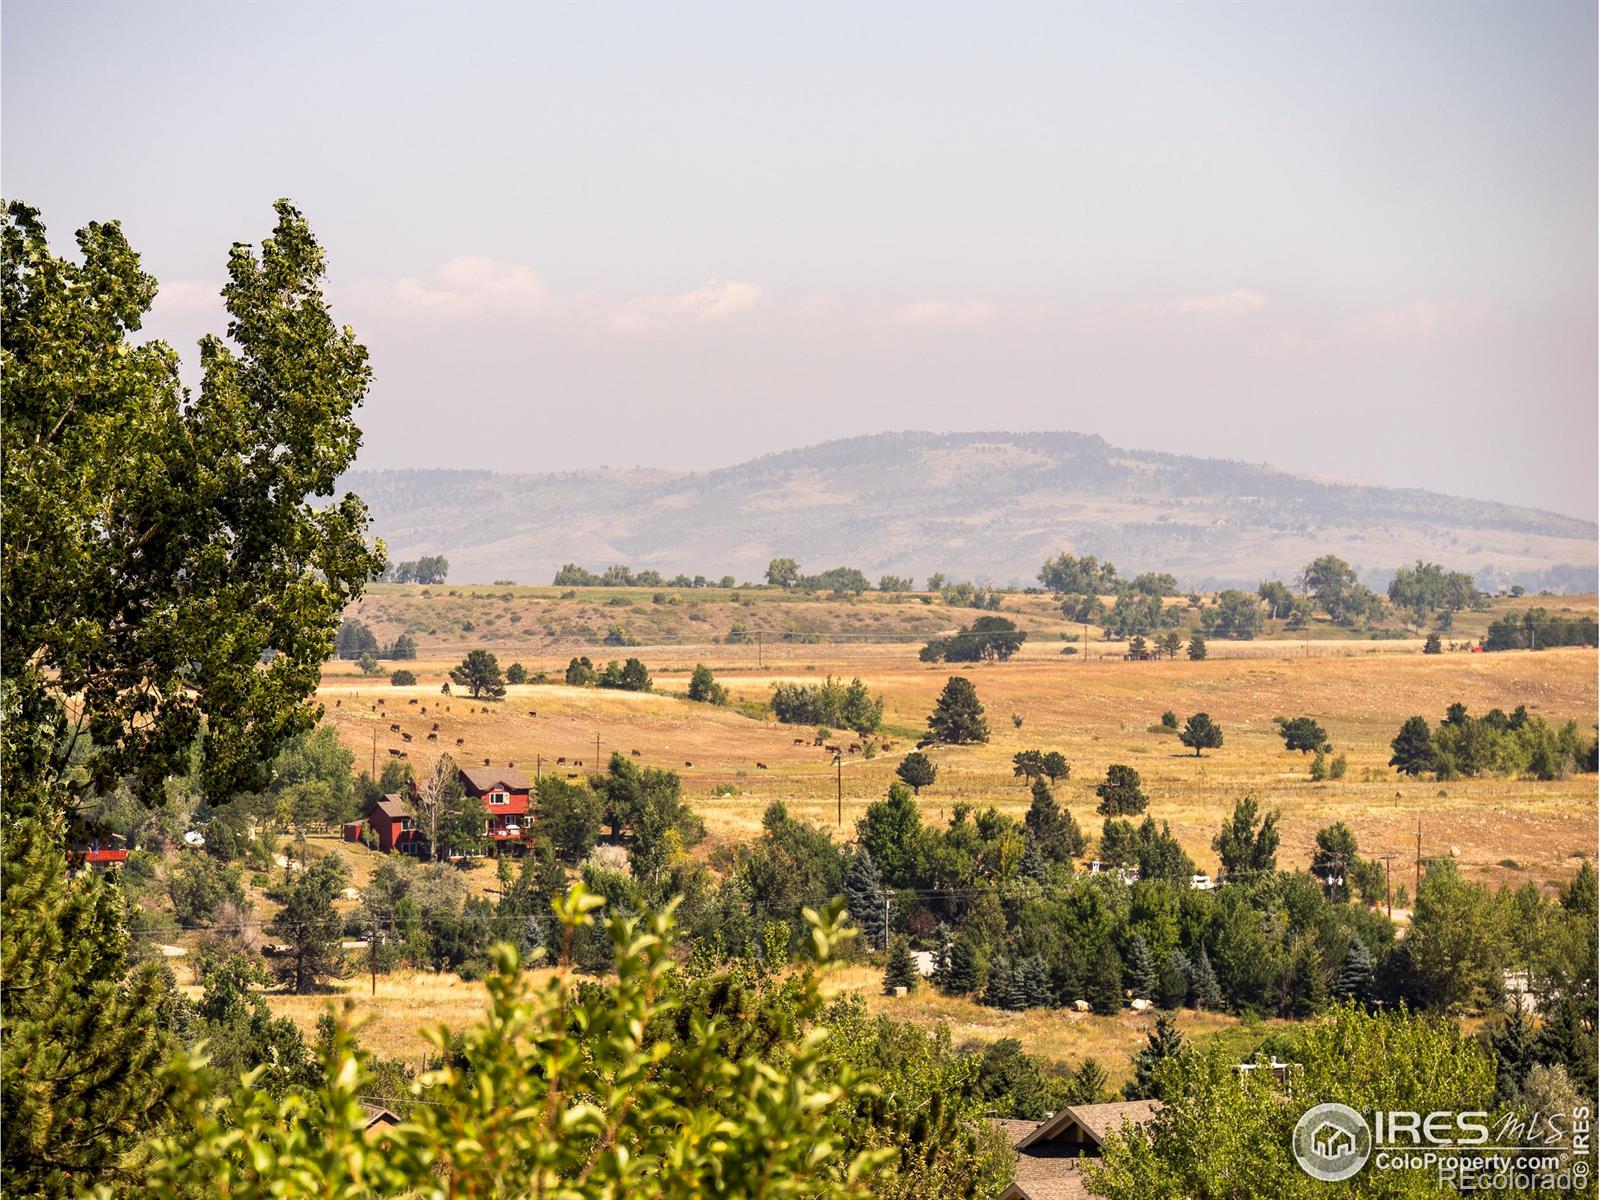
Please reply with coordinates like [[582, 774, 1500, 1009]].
[[241, 590, 1598, 1074], [321, 641, 1597, 890]]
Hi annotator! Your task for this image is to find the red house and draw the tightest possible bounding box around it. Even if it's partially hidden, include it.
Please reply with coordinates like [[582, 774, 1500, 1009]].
[[458, 764, 533, 845], [362, 794, 427, 856]]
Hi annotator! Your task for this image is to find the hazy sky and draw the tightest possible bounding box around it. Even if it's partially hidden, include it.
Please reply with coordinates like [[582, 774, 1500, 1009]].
[[5, 0, 1595, 517]]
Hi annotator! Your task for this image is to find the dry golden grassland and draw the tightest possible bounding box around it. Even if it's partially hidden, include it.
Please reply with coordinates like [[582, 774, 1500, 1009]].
[[256, 590, 1597, 1074]]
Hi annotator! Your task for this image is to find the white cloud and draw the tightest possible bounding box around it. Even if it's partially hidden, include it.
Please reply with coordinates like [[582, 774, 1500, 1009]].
[[149, 278, 223, 317], [1173, 289, 1269, 317], [609, 279, 763, 332], [391, 256, 553, 317], [892, 299, 997, 328], [1342, 300, 1491, 345]]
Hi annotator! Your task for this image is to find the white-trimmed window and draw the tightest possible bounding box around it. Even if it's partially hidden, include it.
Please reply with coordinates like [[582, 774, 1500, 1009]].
[[488, 790, 509, 806]]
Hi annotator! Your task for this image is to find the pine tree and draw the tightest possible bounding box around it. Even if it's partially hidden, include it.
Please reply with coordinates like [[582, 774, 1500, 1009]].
[[1333, 936, 1375, 1005], [266, 855, 348, 994], [1189, 946, 1222, 1010], [931, 923, 954, 989], [1283, 937, 1328, 1018], [1124, 934, 1155, 1000], [1127, 1013, 1186, 1099], [1088, 941, 1125, 1015], [1156, 949, 1191, 1010], [927, 676, 989, 745], [943, 932, 982, 995], [1025, 778, 1086, 862], [1019, 835, 1049, 883], [1489, 1000, 1538, 1104], [844, 848, 885, 948], [1067, 1058, 1110, 1104], [1, 813, 176, 1196], [1020, 954, 1054, 1008], [883, 937, 918, 995]]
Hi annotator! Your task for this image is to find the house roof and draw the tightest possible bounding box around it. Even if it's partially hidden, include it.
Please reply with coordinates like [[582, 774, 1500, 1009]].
[[365, 794, 410, 821], [999, 1158, 1096, 1200], [360, 1102, 401, 1130], [459, 765, 532, 793], [1015, 1100, 1161, 1151]]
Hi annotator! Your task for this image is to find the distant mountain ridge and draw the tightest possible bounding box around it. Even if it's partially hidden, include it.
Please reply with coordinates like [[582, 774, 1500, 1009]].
[[343, 431, 1597, 590]]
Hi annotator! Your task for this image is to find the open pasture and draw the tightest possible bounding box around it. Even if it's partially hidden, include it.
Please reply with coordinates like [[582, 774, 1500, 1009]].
[[321, 641, 1598, 893]]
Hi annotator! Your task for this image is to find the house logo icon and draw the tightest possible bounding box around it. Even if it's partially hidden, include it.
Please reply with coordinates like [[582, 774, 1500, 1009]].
[[1293, 1103, 1372, 1181]]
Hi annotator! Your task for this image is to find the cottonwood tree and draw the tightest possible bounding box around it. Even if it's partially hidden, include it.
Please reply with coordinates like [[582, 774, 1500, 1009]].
[[1211, 796, 1279, 879], [2, 200, 380, 1195]]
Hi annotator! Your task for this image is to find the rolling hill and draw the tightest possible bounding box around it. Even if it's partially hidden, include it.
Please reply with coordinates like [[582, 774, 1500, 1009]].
[[343, 431, 1596, 590]]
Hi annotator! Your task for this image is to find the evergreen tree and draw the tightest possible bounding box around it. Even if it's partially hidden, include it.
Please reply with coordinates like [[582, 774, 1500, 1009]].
[[1126, 1013, 1186, 1100], [1187, 633, 1208, 661], [1282, 937, 1328, 1018], [1189, 946, 1222, 1010], [0, 813, 176, 1197], [1178, 712, 1223, 757], [1333, 935, 1375, 1006], [1095, 764, 1149, 816], [883, 937, 918, 994], [1019, 835, 1050, 883], [266, 856, 348, 993], [931, 923, 955, 990], [450, 649, 507, 699], [686, 663, 728, 705], [1124, 934, 1156, 1000], [943, 932, 982, 995], [1389, 715, 1438, 776], [926, 676, 990, 745], [1066, 1058, 1110, 1104], [843, 848, 885, 948], [1088, 941, 1125, 1015], [1020, 954, 1054, 1008], [1488, 1001, 1537, 1105], [894, 750, 937, 794], [1026, 777, 1087, 861], [1210, 795, 1279, 879], [1156, 950, 1192, 1010], [984, 957, 1024, 1010]]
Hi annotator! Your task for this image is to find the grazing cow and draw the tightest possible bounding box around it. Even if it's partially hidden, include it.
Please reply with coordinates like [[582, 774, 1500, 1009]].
[[420, 707, 427, 715], [401, 732, 413, 743], [335, 699, 341, 708], [388, 748, 402, 758], [408, 699, 418, 706], [566, 773, 579, 780], [825, 744, 842, 754], [813, 736, 824, 747], [631, 749, 641, 757], [574, 760, 583, 768], [426, 732, 437, 741], [483, 758, 491, 766], [455, 738, 464, 746], [794, 738, 805, 746], [848, 743, 861, 753], [389, 723, 401, 732], [398, 751, 408, 759], [508, 761, 515, 768], [431, 723, 440, 731], [684, 761, 693, 768], [557, 757, 566, 765], [756, 762, 768, 770]]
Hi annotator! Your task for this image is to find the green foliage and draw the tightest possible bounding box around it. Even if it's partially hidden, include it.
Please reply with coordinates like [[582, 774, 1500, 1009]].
[[926, 676, 988, 745], [765, 556, 801, 587], [3, 200, 383, 804], [1422, 632, 1442, 654], [265, 854, 349, 993], [883, 937, 918, 993], [857, 785, 924, 890], [1025, 778, 1087, 863], [1178, 712, 1222, 756], [597, 656, 652, 691], [894, 750, 937, 794], [1095, 764, 1148, 816], [1389, 714, 1436, 776], [1089, 1005, 1497, 1200], [1039, 551, 1120, 595], [449, 649, 506, 699], [1391, 702, 1596, 781], [1483, 606, 1598, 651], [1126, 1012, 1184, 1099], [336, 619, 379, 659], [389, 668, 416, 686], [504, 661, 527, 684], [1206, 589, 1264, 639], [771, 676, 884, 733], [1405, 860, 1506, 1013], [1210, 796, 1279, 880], [387, 554, 448, 584], [844, 848, 886, 947], [564, 655, 597, 686], [128, 889, 895, 1198], [686, 662, 728, 705], [167, 854, 245, 925], [1277, 715, 1327, 754], [919, 615, 1027, 663], [1388, 559, 1481, 621], [535, 775, 603, 864], [1185, 633, 1207, 661]]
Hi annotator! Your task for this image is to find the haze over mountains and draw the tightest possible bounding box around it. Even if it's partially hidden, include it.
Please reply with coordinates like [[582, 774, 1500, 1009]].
[[346, 432, 1596, 591]]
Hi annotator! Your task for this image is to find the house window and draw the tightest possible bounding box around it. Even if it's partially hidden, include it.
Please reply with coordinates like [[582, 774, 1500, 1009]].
[[488, 790, 508, 806]]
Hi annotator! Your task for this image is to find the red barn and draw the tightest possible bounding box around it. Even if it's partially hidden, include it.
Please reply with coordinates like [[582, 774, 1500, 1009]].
[[459, 764, 533, 845], [361, 794, 427, 856]]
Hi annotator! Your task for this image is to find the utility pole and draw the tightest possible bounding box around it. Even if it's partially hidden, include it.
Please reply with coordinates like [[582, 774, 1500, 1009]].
[[1414, 817, 1423, 902], [536, 753, 542, 784], [595, 733, 601, 770], [369, 918, 379, 997], [1081, 622, 1088, 664], [834, 754, 843, 826], [756, 631, 763, 670], [1380, 853, 1399, 919], [882, 889, 891, 952], [371, 729, 377, 777]]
